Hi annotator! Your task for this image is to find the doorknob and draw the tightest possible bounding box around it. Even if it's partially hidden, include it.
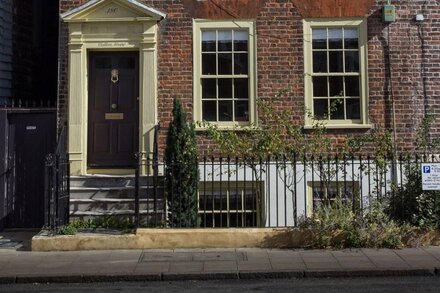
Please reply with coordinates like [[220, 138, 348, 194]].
[[111, 103, 118, 109]]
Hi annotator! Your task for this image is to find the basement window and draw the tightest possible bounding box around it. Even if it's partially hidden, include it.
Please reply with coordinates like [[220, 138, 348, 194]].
[[307, 181, 360, 216], [198, 182, 262, 228]]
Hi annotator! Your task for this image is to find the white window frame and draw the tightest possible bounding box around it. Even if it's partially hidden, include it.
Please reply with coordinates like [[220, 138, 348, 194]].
[[303, 18, 371, 129], [307, 181, 360, 217], [193, 19, 256, 129], [198, 181, 262, 228]]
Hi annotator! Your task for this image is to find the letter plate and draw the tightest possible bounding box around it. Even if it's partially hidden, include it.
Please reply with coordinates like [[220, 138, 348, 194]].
[[105, 113, 124, 120]]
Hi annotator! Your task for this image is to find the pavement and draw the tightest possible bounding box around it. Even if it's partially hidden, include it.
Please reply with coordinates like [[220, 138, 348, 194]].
[[2, 245, 440, 284]]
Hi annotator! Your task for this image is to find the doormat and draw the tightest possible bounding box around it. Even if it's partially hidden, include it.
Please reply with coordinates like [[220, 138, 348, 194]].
[[140, 251, 248, 263]]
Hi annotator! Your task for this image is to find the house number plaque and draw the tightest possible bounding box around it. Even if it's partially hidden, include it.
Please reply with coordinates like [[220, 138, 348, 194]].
[[105, 113, 124, 120]]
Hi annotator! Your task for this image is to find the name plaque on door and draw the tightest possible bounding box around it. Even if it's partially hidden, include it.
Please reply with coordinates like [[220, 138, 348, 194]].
[[105, 113, 124, 120]]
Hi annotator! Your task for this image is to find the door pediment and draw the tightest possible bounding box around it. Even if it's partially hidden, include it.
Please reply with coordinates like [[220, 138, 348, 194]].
[[61, 0, 166, 22]]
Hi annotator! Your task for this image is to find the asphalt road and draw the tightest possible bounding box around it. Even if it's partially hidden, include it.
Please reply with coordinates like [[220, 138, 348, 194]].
[[1, 276, 440, 293]]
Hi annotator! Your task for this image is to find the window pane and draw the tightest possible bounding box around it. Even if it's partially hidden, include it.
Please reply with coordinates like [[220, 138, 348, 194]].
[[235, 101, 249, 121], [329, 76, 344, 97], [201, 214, 213, 227], [344, 28, 359, 49], [329, 51, 343, 72], [313, 51, 327, 73], [200, 193, 213, 210], [219, 100, 233, 121], [202, 79, 216, 99], [218, 53, 232, 74], [234, 78, 249, 99], [313, 76, 328, 97], [230, 192, 243, 210], [234, 53, 248, 74], [330, 99, 344, 119], [202, 53, 216, 75], [346, 98, 361, 119], [345, 51, 359, 72], [202, 101, 217, 121], [234, 31, 248, 51], [328, 28, 343, 49], [312, 28, 327, 49], [229, 213, 243, 227], [218, 31, 232, 51], [345, 76, 360, 97], [244, 193, 256, 210], [95, 57, 111, 69], [245, 213, 257, 227], [314, 99, 328, 119], [213, 192, 223, 210], [218, 78, 233, 98], [202, 31, 216, 52]]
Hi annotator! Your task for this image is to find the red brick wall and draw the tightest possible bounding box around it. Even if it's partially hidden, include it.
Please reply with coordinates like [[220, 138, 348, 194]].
[[59, 0, 440, 155]]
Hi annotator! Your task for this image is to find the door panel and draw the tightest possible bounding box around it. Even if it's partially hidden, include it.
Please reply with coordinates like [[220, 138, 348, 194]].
[[6, 112, 56, 228], [93, 123, 111, 153], [117, 123, 135, 153], [88, 52, 139, 168]]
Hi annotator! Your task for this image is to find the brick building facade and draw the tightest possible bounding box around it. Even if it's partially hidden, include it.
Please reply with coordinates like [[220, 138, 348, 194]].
[[58, 0, 440, 174]]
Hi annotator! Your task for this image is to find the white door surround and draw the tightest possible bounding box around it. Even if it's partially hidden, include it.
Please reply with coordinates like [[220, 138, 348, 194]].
[[62, 0, 165, 175]]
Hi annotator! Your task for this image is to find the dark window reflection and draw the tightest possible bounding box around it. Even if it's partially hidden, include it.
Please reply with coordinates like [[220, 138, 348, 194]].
[[202, 54, 216, 75], [202, 101, 217, 121]]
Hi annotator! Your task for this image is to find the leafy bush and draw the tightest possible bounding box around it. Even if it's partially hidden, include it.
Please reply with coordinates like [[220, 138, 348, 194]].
[[387, 164, 440, 228], [58, 225, 78, 235], [58, 216, 136, 235], [299, 198, 405, 249]]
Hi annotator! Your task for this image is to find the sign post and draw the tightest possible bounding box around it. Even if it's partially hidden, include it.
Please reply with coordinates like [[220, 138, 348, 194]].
[[421, 163, 440, 191]]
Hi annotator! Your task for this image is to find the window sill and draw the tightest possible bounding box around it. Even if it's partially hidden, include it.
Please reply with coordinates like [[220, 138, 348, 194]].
[[303, 124, 373, 130], [195, 124, 254, 132]]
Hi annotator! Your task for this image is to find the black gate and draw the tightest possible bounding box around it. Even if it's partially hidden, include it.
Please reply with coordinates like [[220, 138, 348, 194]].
[[45, 125, 70, 231], [0, 109, 57, 229]]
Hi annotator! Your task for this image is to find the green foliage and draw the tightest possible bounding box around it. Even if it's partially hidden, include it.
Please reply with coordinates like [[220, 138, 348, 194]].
[[387, 164, 440, 228], [345, 127, 394, 168], [201, 91, 344, 160], [416, 110, 440, 154], [165, 98, 199, 227], [387, 110, 440, 229], [58, 216, 137, 235], [298, 198, 356, 248], [58, 225, 78, 235], [299, 198, 405, 249], [91, 215, 135, 231]]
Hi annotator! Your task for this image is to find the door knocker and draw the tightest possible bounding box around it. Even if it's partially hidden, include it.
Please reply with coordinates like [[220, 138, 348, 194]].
[[111, 69, 119, 84]]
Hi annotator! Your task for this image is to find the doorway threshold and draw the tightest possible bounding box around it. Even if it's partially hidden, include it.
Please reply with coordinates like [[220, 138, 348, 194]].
[[87, 169, 135, 176]]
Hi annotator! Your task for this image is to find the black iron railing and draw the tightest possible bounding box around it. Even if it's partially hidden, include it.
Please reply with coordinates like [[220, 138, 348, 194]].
[[134, 123, 161, 227], [44, 125, 70, 231], [134, 153, 438, 229]]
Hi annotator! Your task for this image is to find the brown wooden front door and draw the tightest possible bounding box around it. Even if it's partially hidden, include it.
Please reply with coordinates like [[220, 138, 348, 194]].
[[88, 51, 139, 168]]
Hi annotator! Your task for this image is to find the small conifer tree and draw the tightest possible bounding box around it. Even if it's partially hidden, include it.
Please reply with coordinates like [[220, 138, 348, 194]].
[[165, 98, 199, 227]]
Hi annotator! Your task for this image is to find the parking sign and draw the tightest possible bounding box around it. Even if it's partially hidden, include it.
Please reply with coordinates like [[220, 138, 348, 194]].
[[421, 163, 440, 190]]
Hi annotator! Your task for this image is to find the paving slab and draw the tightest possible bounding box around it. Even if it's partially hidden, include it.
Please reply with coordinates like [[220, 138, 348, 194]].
[[0, 246, 440, 283], [169, 261, 204, 273], [203, 260, 238, 272]]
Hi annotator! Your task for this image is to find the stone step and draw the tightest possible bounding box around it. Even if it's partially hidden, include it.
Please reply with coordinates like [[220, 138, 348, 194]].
[[69, 186, 164, 199], [70, 199, 164, 214], [70, 210, 162, 216], [70, 175, 162, 188]]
